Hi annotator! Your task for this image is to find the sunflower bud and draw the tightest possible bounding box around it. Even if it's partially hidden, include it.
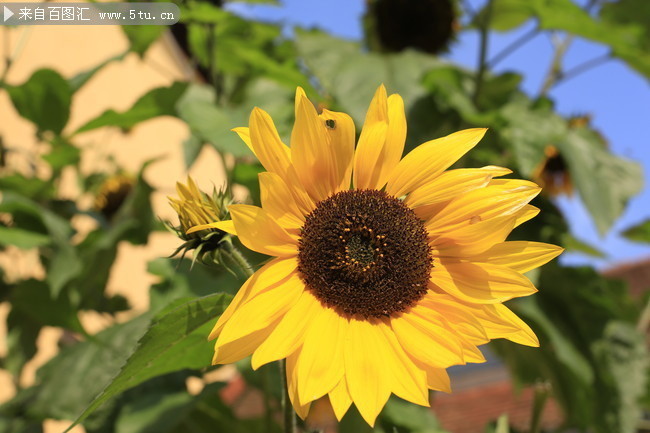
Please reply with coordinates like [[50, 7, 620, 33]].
[[167, 176, 231, 266]]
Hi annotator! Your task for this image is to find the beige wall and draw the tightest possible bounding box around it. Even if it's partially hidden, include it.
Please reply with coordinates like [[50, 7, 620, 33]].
[[0, 2, 230, 429]]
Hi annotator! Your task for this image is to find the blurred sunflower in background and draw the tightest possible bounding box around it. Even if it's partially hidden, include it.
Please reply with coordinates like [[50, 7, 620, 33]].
[[532, 145, 573, 197], [94, 173, 135, 220], [191, 85, 563, 425]]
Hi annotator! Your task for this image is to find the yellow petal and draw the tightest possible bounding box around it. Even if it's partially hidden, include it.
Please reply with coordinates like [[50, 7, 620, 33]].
[[386, 128, 488, 197], [248, 108, 292, 176], [430, 214, 516, 257], [422, 365, 451, 393], [286, 349, 312, 419], [353, 122, 389, 189], [477, 303, 539, 347], [209, 257, 298, 340], [377, 320, 429, 406], [471, 241, 564, 273], [515, 205, 540, 227], [251, 290, 321, 370], [291, 88, 338, 201], [229, 204, 298, 257], [213, 324, 278, 365], [344, 318, 392, 427], [232, 127, 252, 150], [353, 89, 407, 190], [216, 272, 304, 347], [297, 307, 347, 403], [426, 180, 541, 234], [259, 172, 305, 230], [390, 312, 465, 369], [187, 220, 236, 235], [416, 294, 489, 345], [320, 109, 355, 191], [430, 261, 537, 304], [353, 85, 391, 190], [406, 166, 512, 208], [328, 378, 353, 421]]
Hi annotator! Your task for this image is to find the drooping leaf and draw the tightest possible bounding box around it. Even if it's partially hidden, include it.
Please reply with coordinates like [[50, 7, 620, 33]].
[[65, 293, 232, 431], [378, 397, 450, 433], [75, 82, 189, 133], [5, 69, 73, 136]]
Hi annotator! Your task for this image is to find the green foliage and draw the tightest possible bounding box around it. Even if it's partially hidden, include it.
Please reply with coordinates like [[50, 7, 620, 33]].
[[1, 1, 649, 432], [65, 293, 231, 431], [4, 69, 72, 136], [76, 82, 189, 133], [622, 219, 650, 243]]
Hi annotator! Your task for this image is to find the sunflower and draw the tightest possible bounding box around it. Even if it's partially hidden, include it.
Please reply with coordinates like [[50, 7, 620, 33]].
[[532, 145, 573, 196], [189, 85, 563, 425]]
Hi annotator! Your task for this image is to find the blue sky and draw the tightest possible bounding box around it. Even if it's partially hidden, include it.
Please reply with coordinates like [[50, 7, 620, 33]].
[[226, 0, 650, 269]]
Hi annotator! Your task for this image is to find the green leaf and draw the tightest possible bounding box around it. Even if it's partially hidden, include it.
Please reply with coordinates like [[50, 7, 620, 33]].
[[65, 293, 232, 431], [182, 134, 203, 170], [68, 52, 127, 92], [122, 26, 165, 56], [591, 321, 648, 433], [477, 0, 650, 78], [147, 257, 239, 314], [472, 0, 533, 31], [621, 219, 650, 243], [0, 226, 50, 249], [75, 82, 189, 133], [42, 140, 80, 171], [175, 84, 251, 157], [4, 309, 41, 379], [295, 29, 440, 125], [29, 315, 152, 421], [10, 279, 83, 332], [378, 397, 449, 433], [561, 233, 606, 258], [5, 69, 72, 135], [559, 129, 643, 234]]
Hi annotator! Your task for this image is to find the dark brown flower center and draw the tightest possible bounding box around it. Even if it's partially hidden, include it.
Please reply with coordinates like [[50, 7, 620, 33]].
[[297, 189, 433, 318]]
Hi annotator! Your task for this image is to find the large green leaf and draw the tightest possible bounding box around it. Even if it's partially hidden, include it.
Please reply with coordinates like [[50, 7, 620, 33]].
[[295, 29, 440, 125], [5, 69, 73, 136], [559, 129, 643, 235], [591, 321, 648, 433], [65, 293, 231, 431], [75, 82, 189, 133], [175, 84, 251, 157], [28, 315, 152, 421]]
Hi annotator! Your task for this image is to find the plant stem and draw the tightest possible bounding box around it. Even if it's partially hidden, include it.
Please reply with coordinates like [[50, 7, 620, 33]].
[[551, 53, 611, 89], [488, 26, 538, 68], [280, 359, 297, 433], [222, 239, 254, 278], [530, 381, 551, 433], [539, 33, 573, 96], [473, 0, 494, 106]]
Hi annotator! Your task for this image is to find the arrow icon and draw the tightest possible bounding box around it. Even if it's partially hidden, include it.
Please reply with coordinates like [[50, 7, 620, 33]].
[[3, 6, 14, 22]]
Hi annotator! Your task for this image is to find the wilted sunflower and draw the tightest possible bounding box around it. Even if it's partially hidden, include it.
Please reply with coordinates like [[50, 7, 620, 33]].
[[190, 85, 563, 425]]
